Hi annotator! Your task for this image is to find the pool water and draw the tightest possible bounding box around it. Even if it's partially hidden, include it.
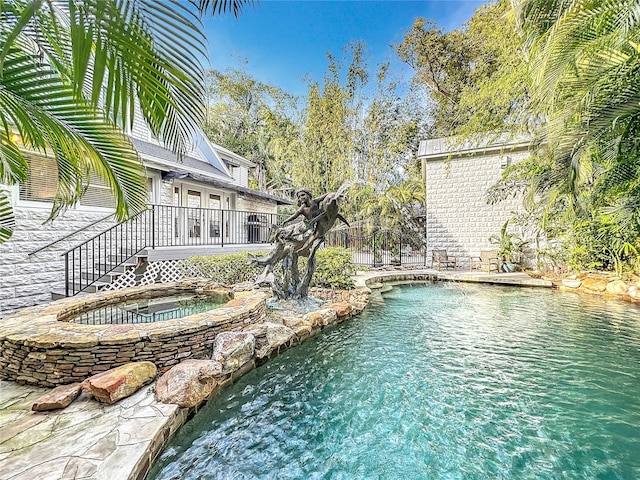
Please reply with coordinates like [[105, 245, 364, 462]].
[[149, 283, 640, 479], [69, 294, 224, 325]]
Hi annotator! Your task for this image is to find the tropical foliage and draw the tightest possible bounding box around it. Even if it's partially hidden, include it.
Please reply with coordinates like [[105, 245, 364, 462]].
[[0, 0, 250, 243], [203, 68, 300, 192], [508, 0, 640, 273]]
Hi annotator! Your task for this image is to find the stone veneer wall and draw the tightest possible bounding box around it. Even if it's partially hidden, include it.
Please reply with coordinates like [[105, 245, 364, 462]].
[[0, 281, 267, 387], [0, 206, 118, 318], [423, 148, 529, 270]]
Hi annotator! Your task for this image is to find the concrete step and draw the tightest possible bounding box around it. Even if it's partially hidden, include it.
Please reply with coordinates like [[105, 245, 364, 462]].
[[105, 251, 148, 263], [92, 263, 135, 274], [80, 271, 122, 283]]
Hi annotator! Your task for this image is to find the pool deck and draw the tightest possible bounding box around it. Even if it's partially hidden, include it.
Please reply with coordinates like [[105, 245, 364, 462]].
[[0, 270, 551, 480]]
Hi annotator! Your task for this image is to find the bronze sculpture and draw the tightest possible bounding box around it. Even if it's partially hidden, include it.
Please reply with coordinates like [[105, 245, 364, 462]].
[[250, 187, 349, 299]]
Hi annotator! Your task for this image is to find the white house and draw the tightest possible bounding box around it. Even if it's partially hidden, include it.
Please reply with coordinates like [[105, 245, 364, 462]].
[[418, 134, 532, 269], [0, 115, 291, 317]]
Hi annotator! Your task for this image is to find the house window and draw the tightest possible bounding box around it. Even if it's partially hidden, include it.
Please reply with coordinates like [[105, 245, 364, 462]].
[[187, 190, 201, 238], [209, 194, 221, 237], [187, 190, 201, 208], [19, 155, 58, 203], [146, 178, 154, 204], [19, 154, 115, 208], [79, 172, 116, 208]]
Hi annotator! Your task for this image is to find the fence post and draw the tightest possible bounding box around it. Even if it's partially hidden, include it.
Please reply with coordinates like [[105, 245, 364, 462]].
[[151, 206, 156, 249], [221, 210, 225, 248], [65, 253, 69, 297]]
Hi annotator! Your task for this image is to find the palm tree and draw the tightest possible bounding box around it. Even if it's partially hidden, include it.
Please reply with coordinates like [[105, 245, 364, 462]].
[[516, 0, 640, 214], [0, 0, 252, 243]]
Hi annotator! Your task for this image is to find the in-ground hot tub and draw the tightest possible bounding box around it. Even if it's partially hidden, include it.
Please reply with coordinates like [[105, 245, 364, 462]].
[[0, 280, 268, 387], [69, 294, 227, 325]]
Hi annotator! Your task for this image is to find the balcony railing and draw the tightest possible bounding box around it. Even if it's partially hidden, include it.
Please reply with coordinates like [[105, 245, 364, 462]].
[[63, 205, 287, 296]]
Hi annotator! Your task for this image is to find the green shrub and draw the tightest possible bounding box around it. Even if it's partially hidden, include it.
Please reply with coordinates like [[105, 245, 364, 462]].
[[310, 247, 355, 289], [182, 252, 266, 285], [182, 247, 355, 289]]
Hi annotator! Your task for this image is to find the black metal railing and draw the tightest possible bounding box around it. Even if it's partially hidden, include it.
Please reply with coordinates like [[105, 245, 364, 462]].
[[63, 205, 288, 296], [325, 229, 427, 267], [63, 208, 427, 297], [63, 208, 153, 296]]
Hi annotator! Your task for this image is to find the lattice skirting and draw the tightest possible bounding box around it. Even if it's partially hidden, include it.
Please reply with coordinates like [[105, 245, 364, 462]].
[[103, 260, 200, 291]]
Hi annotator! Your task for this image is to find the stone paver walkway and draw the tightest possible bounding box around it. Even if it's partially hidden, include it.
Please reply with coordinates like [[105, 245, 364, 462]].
[[0, 381, 181, 480], [0, 269, 551, 480]]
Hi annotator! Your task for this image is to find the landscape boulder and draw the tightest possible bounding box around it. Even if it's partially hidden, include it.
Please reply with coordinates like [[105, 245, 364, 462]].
[[606, 280, 628, 296], [81, 362, 157, 404], [580, 276, 608, 293], [155, 359, 223, 407], [243, 322, 297, 359], [32, 383, 82, 411], [211, 332, 255, 375]]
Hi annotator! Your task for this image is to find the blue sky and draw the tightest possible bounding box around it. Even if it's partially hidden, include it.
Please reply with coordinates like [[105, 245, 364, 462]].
[[203, 0, 487, 96]]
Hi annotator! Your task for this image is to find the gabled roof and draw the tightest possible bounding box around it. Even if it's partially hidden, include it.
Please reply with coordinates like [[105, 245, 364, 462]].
[[212, 144, 256, 168], [131, 137, 232, 179]]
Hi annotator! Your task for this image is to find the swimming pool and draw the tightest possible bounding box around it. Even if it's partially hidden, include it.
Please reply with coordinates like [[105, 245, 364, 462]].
[[149, 282, 640, 479]]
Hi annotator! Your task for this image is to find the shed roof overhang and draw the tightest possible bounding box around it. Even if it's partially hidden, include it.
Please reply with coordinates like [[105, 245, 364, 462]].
[[162, 170, 293, 205]]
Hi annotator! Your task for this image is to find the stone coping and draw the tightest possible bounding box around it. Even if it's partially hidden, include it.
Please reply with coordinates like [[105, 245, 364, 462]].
[[353, 268, 553, 289], [0, 280, 245, 347]]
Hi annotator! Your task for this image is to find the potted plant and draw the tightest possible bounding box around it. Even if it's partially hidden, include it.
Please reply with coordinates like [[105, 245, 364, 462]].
[[490, 220, 528, 272]]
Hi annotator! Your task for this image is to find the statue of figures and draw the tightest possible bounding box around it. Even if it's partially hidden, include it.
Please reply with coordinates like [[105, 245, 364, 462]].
[[250, 187, 349, 299]]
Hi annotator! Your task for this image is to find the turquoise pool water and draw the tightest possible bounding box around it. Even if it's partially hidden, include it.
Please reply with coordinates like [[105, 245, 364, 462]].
[[149, 283, 640, 479]]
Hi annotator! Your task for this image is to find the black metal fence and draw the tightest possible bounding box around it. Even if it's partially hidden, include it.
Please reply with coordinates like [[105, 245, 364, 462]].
[[325, 229, 427, 267]]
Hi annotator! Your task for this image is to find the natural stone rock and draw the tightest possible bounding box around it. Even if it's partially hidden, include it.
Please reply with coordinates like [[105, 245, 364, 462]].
[[606, 280, 628, 296], [32, 383, 82, 411], [562, 278, 581, 289], [211, 332, 255, 375], [264, 322, 295, 349], [329, 301, 353, 318], [251, 323, 296, 359], [81, 362, 157, 404], [155, 359, 223, 407], [580, 276, 608, 293], [232, 281, 257, 292], [303, 308, 337, 328], [628, 285, 640, 301], [281, 314, 311, 329]]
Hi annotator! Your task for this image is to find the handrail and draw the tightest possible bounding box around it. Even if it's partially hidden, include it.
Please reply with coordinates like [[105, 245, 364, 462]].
[[28, 212, 115, 256], [62, 205, 288, 296], [61, 209, 149, 255]]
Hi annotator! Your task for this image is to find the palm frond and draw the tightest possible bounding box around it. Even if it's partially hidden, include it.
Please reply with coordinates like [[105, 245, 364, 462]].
[[0, 189, 15, 243], [0, 45, 147, 220]]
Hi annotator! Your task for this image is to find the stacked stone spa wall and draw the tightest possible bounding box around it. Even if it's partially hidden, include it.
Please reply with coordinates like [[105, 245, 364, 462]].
[[0, 281, 267, 387]]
